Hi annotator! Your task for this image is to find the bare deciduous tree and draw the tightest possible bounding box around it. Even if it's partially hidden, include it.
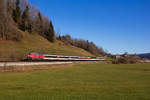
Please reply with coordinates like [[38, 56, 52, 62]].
[[0, 0, 10, 40], [57, 34, 106, 56]]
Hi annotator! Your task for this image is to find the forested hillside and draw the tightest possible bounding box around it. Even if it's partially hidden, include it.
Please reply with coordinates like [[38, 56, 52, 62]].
[[0, 0, 105, 61], [0, 0, 55, 42]]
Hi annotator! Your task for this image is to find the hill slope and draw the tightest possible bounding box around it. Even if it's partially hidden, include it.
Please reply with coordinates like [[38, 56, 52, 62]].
[[0, 33, 93, 61]]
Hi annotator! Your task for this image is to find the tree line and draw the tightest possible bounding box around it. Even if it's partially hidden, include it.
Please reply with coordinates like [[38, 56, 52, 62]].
[[57, 34, 106, 56], [0, 0, 55, 42]]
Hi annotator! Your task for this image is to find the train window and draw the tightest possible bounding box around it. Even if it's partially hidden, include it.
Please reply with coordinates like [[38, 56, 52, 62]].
[[29, 52, 40, 55]]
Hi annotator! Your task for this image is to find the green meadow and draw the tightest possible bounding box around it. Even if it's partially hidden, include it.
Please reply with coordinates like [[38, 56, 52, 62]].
[[0, 63, 150, 100]]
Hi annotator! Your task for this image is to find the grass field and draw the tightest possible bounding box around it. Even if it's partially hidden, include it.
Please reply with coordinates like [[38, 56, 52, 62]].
[[0, 63, 150, 100]]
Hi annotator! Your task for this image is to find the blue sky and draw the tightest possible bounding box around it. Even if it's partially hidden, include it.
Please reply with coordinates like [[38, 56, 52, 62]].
[[28, 0, 150, 54]]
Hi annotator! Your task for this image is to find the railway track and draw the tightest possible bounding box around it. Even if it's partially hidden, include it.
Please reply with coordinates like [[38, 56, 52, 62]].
[[0, 58, 104, 67], [0, 62, 73, 67]]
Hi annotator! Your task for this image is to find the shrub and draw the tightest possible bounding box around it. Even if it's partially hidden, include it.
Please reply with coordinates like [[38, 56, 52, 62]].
[[112, 55, 140, 64]]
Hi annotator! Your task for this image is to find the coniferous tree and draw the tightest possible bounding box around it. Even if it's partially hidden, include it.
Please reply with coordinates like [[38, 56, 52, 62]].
[[47, 21, 55, 42], [21, 5, 29, 31], [28, 23, 32, 33], [38, 12, 44, 35], [38, 12, 42, 23], [13, 0, 21, 24], [33, 12, 44, 35]]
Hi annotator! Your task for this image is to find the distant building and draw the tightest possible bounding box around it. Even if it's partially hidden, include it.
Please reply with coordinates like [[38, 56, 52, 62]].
[[115, 54, 121, 59]]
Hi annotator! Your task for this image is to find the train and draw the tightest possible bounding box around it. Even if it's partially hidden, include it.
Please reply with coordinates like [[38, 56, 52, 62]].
[[27, 52, 105, 61]]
